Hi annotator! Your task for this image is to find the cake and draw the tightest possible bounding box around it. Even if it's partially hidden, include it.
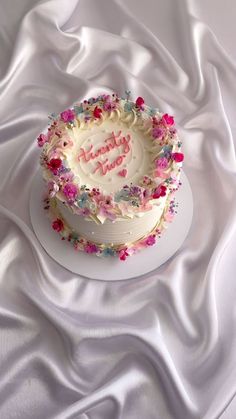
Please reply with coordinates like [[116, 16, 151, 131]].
[[37, 91, 184, 260]]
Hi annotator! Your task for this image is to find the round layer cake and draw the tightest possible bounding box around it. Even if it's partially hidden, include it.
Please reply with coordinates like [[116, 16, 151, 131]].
[[37, 92, 184, 260]]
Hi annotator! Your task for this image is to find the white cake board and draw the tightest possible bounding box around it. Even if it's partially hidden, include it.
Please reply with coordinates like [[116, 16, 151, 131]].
[[29, 170, 193, 281]]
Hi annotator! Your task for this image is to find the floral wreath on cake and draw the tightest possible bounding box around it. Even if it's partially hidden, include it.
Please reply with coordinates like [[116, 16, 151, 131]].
[[37, 91, 184, 260]]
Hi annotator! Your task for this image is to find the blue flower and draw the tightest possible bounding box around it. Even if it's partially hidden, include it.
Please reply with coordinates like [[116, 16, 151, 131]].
[[77, 192, 89, 208], [148, 107, 157, 116], [74, 105, 84, 115], [163, 145, 173, 159], [124, 102, 134, 112], [114, 189, 130, 202], [103, 248, 115, 257]]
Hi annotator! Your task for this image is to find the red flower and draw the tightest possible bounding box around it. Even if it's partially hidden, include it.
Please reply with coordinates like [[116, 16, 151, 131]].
[[152, 185, 167, 199], [47, 158, 62, 174], [119, 248, 129, 261], [52, 218, 64, 232], [136, 96, 145, 107], [93, 106, 102, 119], [172, 152, 184, 163], [162, 113, 174, 126]]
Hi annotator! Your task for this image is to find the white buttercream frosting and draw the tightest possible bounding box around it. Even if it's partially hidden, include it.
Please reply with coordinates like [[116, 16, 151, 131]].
[[57, 196, 167, 244]]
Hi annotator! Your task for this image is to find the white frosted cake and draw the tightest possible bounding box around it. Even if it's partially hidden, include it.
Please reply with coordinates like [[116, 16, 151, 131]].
[[37, 92, 184, 260]]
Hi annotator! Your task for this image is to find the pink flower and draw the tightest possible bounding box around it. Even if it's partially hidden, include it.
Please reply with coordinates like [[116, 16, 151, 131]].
[[152, 127, 165, 139], [165, 212, 174, 222], [169, 127, 177, 136], [37, 133, 48, 147], [152, 185, 167, 199], [60, 109, 75, 123], [63, 183, 78, 200], [99, 206, 116, 221], [162, 113, 174, 126], [47, 158, 62, 174], [119, 248, 129, 261], [80, 208, 90, 216], [59, 171, 74, 183], [47, 181, 59, 198], [145, 235, 156, 246], [142, 176, 153, 186], [136, 97, 145, 108], [98, 197, 116, 221], [172, 152, 184, 163], [93, 106, 102, 119], [155, 157, 169, 170], [84, 243, 98, 254], [52, 218, 64, 232], [103, 99, 116, 111]]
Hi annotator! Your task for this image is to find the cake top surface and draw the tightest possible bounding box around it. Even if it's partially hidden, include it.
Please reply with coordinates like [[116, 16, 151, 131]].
[[37, 92, 184, 222]]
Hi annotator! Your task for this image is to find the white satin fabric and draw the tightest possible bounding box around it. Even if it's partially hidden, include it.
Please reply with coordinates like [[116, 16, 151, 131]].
[[1, 1, 236, 418]]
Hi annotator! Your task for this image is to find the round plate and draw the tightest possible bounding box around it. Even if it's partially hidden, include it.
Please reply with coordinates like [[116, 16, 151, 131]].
[[29, 170, 193, 281]]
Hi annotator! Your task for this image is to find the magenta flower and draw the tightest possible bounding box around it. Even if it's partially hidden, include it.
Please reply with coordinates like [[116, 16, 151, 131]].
[[37, 133, 48, 147], [172, 152, 184, 163], [119, 248, 129, 261], [145, 235, 156, 246], [62, 183, 78, 200], [84, 243, 98, 254], [155, 157, 169, 170], [152, 127, 165, 139], [60, 109, 75, 123], [162, 113, 174, 126], [136, 97, 145, 108]]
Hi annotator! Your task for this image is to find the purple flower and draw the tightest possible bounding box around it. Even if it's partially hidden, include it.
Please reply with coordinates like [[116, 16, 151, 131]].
[[155, 157, 169, 170], [60, 109, 75, 123], [152, 127, 165, 139], [63, 183, 78, 200], [129, 186, 142, 197]]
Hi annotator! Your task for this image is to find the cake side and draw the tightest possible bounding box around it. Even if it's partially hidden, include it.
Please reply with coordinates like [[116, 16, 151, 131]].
[[56, 196, 167, 244], [43, 191, 176, 259]]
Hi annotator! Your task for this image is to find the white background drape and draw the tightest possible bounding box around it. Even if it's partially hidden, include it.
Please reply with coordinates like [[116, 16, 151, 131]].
[[0, 1, 236, 418]]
